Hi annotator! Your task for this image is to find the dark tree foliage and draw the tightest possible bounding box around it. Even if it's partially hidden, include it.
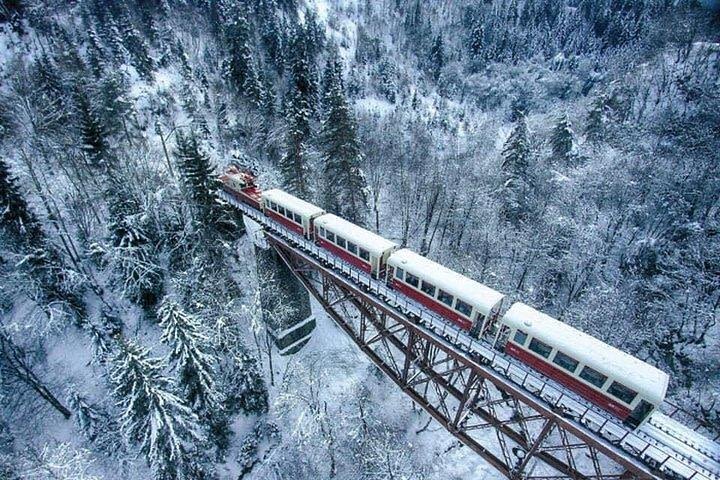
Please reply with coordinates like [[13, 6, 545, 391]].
[[110, 338, 203, 480], [320, 54, 368, 225], [586, 95, 608, 144], [550, 113, 574, 165], [174, 130, 221, 223], [428, 34, 445, 81], [73, 84, 111, 166], [499, 115, 533, 227], [0, 157, 44, 249], [278, 26, 317, 198]]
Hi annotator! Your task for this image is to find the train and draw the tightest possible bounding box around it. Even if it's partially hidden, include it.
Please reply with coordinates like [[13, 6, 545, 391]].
[[220, 165, 669, 429]]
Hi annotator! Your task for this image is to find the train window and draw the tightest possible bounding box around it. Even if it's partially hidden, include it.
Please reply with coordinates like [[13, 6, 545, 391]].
[[513, 329, 528, 346], [420, 281, 436, 297], [405, 272, 419, 288], [336, 236, 347, 249], [528, 338, 553, 358], [608, 382, 637, 404], [293, 213, 301, 224], [552, 351, 579, 373], [279, 206, 286, 217], [347, 241, 358, 255], [359, 248, 370, 262], [318, 227, 325, 237], [579, 366, 608, 389], [395, 268, 405, 280], [438, 290, 454, 307], [455, 299, 472, 317], [326, 231, 335, 242]]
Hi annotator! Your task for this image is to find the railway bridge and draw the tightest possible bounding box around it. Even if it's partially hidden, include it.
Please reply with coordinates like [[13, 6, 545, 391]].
[[219, 190, 720, 480]]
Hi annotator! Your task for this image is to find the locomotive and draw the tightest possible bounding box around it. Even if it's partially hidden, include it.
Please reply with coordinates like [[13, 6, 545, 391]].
[[220, 167, 669, 429]]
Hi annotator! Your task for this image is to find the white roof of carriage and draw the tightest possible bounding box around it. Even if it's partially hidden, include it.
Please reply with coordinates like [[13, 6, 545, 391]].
[[387, 249, 504, 317], [262, 189, 325, 218], [502, 302, 669, 405], [315, 214, 398, 256]]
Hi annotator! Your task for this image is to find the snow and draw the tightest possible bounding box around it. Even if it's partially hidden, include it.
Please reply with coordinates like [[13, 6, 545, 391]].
[[502, 302, 670, 405], [315, 213, 398, 256], [387, 249, 505, 317], [355, 97, 396, 116]]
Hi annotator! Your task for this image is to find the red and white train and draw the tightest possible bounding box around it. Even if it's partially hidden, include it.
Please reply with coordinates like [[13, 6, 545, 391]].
[[220, 166, 669, 429]]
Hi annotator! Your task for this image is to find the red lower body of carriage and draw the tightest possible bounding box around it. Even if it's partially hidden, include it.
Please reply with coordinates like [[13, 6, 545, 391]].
[[504, 342, 631, 420]]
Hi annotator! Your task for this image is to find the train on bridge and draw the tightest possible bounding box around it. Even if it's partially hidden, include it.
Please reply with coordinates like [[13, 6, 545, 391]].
[[220, 165, 669, 430]]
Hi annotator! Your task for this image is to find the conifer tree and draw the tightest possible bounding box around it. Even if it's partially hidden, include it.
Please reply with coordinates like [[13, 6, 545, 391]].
[[116, 8, 155, 80], [174, 131, 220, 222], [73, 85, 110, 166], [279, 27, 317, 198], [586, 95, 607, 143], [469, 20, 485, 72], [499, 115, 533, 227], [158, 298, 219, 413], [428, 35, 445, 81], [0, 157, 44, 248], [85, 27, 107, 78], [319, 55, 368, 225], [110, 339, 202, 480], [220, 0, 259, 102], [550, 113, 575, 165]]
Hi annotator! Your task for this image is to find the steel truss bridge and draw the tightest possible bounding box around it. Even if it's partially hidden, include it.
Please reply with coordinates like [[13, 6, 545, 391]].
[[219, 191, 720, 480]]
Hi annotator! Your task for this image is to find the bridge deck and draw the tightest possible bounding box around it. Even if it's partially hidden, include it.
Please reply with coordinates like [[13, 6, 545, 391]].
[[219, 190, 720, 480]]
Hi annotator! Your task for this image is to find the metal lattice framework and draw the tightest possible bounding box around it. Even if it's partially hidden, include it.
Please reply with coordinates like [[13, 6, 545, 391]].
[[267, 234, 661, 480], [219, 189, 719, 480]]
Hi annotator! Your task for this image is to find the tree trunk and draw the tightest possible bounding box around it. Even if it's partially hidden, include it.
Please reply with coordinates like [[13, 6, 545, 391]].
[[0, 331, 72, 419]]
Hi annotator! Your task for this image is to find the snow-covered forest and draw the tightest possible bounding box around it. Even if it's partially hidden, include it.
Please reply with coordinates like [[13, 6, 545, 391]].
[[0, 0, 718, 478]]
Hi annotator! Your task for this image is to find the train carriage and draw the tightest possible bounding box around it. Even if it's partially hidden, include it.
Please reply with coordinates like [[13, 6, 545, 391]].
[[500, 302, 669, 428], [386, 249, 504, 332], [262, 189, 325, 238], [314, 214, 398, 278]]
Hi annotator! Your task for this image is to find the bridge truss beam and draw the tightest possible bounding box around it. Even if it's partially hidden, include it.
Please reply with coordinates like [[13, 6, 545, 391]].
[[267, 236, 665, 480]]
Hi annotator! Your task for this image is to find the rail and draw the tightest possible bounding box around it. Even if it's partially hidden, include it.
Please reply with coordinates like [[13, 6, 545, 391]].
[[219, 190, 720, 480]]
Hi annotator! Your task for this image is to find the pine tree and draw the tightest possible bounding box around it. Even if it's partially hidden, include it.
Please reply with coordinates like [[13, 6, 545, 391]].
[[586, 95, 607, 143], [223, 350, 268, 416], [110, 339, 202, 480], [469, 19, 485, 72], [158, 298, 219, 413], [279, 27, 317, 198], [550, 113, 575, 165], [73, 84, 110, 166], [319, 55, 368, 225], [499, 115, 533, 227], [174, 131, 221, 222], [428, 35, 445, 81], [116, 8, 155, 80], [0, 157, 44, 248], [220, 0, 256, 99], [85, 27, 107, 78]]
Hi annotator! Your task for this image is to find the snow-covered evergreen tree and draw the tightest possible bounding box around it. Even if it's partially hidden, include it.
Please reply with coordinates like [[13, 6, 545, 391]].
[[550, 113, 575, 165], [319, 54, 368, 225], [158, 298, 219, 413], [586, 95, 608, 143], [0, 157, 44, 249], [110, 338, 203, 480], [499, 115, 533, 227], [174, 130, 221, 224]]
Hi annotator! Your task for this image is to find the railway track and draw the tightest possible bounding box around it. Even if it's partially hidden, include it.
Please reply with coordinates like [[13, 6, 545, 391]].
[[220, 190, 720, 480]]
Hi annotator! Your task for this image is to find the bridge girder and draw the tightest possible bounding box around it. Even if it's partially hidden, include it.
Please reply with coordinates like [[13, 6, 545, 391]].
[[267, 236, 666, 480]]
